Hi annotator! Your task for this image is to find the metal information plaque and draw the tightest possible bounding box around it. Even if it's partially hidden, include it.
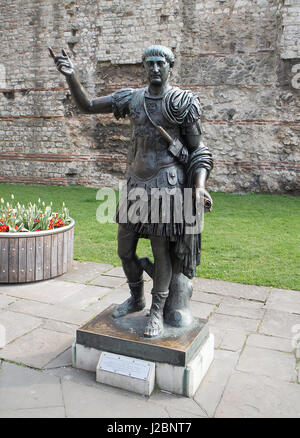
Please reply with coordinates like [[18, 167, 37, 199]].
[[99, 352, 151, 380]]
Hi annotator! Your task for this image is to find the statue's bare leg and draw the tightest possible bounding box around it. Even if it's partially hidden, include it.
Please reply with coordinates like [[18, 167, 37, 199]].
[[140, 252, 194, 328], [112, 224, 145, 318], [144, 236, 172, 337]]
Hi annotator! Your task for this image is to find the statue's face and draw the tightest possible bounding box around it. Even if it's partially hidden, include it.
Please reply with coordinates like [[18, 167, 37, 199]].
[[143, 56, 171, 86]]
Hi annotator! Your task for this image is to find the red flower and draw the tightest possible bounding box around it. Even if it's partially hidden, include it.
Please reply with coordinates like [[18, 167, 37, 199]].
[[0, 223, 9, 232], [54, 219, 65, 228], [48, 218, 54, 230]]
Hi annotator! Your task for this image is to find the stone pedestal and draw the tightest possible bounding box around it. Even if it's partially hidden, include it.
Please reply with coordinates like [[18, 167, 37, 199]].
[[72, 304, 214, 397], [96, 351, 156, 396]]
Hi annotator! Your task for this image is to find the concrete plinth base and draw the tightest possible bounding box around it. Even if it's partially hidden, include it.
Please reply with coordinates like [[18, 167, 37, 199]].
[[156, 333, 214, 397], [72, 304, 214, 397]]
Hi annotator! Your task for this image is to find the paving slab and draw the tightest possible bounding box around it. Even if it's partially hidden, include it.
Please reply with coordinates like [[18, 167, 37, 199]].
[[103, 266, 151, 282], [62, 380, 170, 418], [83, 295, 127, 315], [43, 347, 73, 369], [215, 371, 300, 418], [144, 281, 154, 293], [0, 407, 66, 418], [246, 333, 294, 353], [0, 361, 64, 411], [0, 280, 85, 304], [0, 295, 17, 309], [150, 391, 207, 418], [46, 362, 97, 387], [41, 319, 79, 335], [194, 349, 239, 417], [7, 299, 96, 325], [60, 261, 114, 284], [208, 313, 259, 332], [217, 328, 247, 352], [216, 302, 264, 320], [58, 285, 110, 310], [259, 309, 300, 339], [265, 288, 300, 315], [193, 278, 269, 302], [208, 325, 223, 349], [236, 345, 297, 382], [209, 324, 247, 351], [86, 288, 152, 314], [292, 331, 300, 356], [89, 275, 127, 289], [191, 291, 223, 305], [102, 266, 126, 278], [0, 309, 42, 345], [0, 328, 74, 368], [161, 409, 206, 418], [221, 296, 264, 309], [190, 301, 216, 319]]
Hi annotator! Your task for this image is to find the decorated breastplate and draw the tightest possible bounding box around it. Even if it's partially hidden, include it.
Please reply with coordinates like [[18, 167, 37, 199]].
[[126, 89, 182, 180]]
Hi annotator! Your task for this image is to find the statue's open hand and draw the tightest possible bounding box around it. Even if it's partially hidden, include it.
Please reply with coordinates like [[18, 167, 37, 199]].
[[49, 47, 74, 77], [195, 187, 213, 213]]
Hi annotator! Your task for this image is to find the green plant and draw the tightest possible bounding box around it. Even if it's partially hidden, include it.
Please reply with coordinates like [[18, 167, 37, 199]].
[[0, 194, 71, 233]]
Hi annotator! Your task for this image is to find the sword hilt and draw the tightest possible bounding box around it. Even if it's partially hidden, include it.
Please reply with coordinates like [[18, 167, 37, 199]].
[[156, 125, 173, 145]]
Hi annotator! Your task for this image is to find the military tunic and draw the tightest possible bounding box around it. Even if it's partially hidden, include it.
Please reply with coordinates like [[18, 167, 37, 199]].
[[111, 86, 213, 278]]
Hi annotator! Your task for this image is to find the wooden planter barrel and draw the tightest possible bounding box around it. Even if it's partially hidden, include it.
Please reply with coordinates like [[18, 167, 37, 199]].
[[0, 219, 75, 283]]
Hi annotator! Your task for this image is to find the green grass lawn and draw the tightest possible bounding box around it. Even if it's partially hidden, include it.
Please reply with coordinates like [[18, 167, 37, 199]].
[[0, 183, 299, 290]]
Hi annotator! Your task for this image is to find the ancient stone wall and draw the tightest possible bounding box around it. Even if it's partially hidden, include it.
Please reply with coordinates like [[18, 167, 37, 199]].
[[0, 0, 299, 193], [280, 0, 300, 59]]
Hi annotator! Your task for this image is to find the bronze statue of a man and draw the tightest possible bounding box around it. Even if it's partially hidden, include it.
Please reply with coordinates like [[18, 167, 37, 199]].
[[51, 45, 213, 338]]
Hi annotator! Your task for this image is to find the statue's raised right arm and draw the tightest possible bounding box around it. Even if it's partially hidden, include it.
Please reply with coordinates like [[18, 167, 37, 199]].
[[49, 47, 113, 114]]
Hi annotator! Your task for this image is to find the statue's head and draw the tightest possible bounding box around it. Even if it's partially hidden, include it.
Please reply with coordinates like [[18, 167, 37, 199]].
[[142, 45, 175, 68], [142, 45, 174, 86]]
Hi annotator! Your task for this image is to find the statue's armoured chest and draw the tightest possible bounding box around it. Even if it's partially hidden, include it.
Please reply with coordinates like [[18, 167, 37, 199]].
[[126, 90, 182, 180]]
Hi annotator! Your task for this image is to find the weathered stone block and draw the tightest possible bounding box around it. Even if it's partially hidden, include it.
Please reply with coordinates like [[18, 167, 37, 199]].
[[96, 352, 156, 396]]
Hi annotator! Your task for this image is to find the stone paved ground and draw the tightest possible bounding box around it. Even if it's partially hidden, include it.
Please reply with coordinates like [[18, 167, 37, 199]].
[[0, 261, 299, 418]]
